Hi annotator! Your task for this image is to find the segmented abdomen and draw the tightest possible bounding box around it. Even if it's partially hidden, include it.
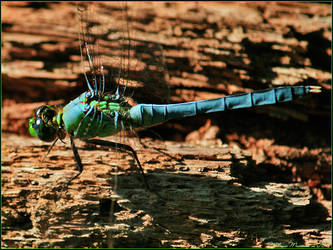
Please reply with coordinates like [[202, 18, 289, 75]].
[[129, 86, 317, 128]]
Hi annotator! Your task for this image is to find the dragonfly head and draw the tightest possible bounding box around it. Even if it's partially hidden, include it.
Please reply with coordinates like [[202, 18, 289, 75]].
[[29, 105, 59, 142]]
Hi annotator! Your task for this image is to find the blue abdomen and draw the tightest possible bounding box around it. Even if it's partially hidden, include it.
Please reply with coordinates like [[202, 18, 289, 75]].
[[130, 86, 319, 128]]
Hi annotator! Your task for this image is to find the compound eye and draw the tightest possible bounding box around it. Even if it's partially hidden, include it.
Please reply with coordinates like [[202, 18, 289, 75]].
[[29, 117, 57, 142], [34, 106, 56, 123], [35, 105, 47, 117]]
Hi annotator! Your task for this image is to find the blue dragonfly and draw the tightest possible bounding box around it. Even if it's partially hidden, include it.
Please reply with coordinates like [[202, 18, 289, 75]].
[[28, 3, 322, 190]]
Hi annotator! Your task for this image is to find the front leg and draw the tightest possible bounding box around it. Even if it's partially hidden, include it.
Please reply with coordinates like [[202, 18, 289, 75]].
[[85, 139, 150, 190]]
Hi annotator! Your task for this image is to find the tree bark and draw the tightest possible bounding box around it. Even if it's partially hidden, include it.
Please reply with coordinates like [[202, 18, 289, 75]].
[[2, 2, 331, 248]]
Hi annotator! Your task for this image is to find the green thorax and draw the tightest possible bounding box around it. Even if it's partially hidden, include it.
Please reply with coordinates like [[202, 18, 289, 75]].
[[61, 92, 132, 139]]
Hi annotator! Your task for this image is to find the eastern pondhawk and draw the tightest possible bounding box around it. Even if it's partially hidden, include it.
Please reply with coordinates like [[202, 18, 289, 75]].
[[28, 3, 322, 189]]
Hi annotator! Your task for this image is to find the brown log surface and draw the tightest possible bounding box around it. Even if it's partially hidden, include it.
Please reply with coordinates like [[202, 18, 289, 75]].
[[2, 2, 331, 248]]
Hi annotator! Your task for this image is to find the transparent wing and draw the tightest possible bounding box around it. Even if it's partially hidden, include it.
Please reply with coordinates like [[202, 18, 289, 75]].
[[77, 2, 170, 105], [76, 2, 106, 97], [128, 37, 171, 105], [126, 3, 171, 105]]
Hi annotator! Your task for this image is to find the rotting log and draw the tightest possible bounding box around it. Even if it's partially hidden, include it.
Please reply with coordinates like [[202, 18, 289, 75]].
[[2, 2, 331, 248], [2, 133, 330, 248]]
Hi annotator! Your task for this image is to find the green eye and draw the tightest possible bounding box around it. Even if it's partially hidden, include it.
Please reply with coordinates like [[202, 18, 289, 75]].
[[28, 117, 38, 137], [28, 117, 57, 142]]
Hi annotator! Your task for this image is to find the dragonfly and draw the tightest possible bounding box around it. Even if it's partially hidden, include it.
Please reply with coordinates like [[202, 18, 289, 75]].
[[28, 3, 322, 190]]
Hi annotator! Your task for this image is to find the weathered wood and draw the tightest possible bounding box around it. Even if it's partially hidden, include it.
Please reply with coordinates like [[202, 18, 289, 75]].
[[2, 133, 330, 248], [3, 2, 331, 102], [2, 2, 331, 248]]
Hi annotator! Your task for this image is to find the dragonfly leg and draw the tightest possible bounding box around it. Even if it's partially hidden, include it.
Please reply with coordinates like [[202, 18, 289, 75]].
[[66, 136, 83, 186], [84, 139, 150, 190], [41, 138, 58, 163]]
